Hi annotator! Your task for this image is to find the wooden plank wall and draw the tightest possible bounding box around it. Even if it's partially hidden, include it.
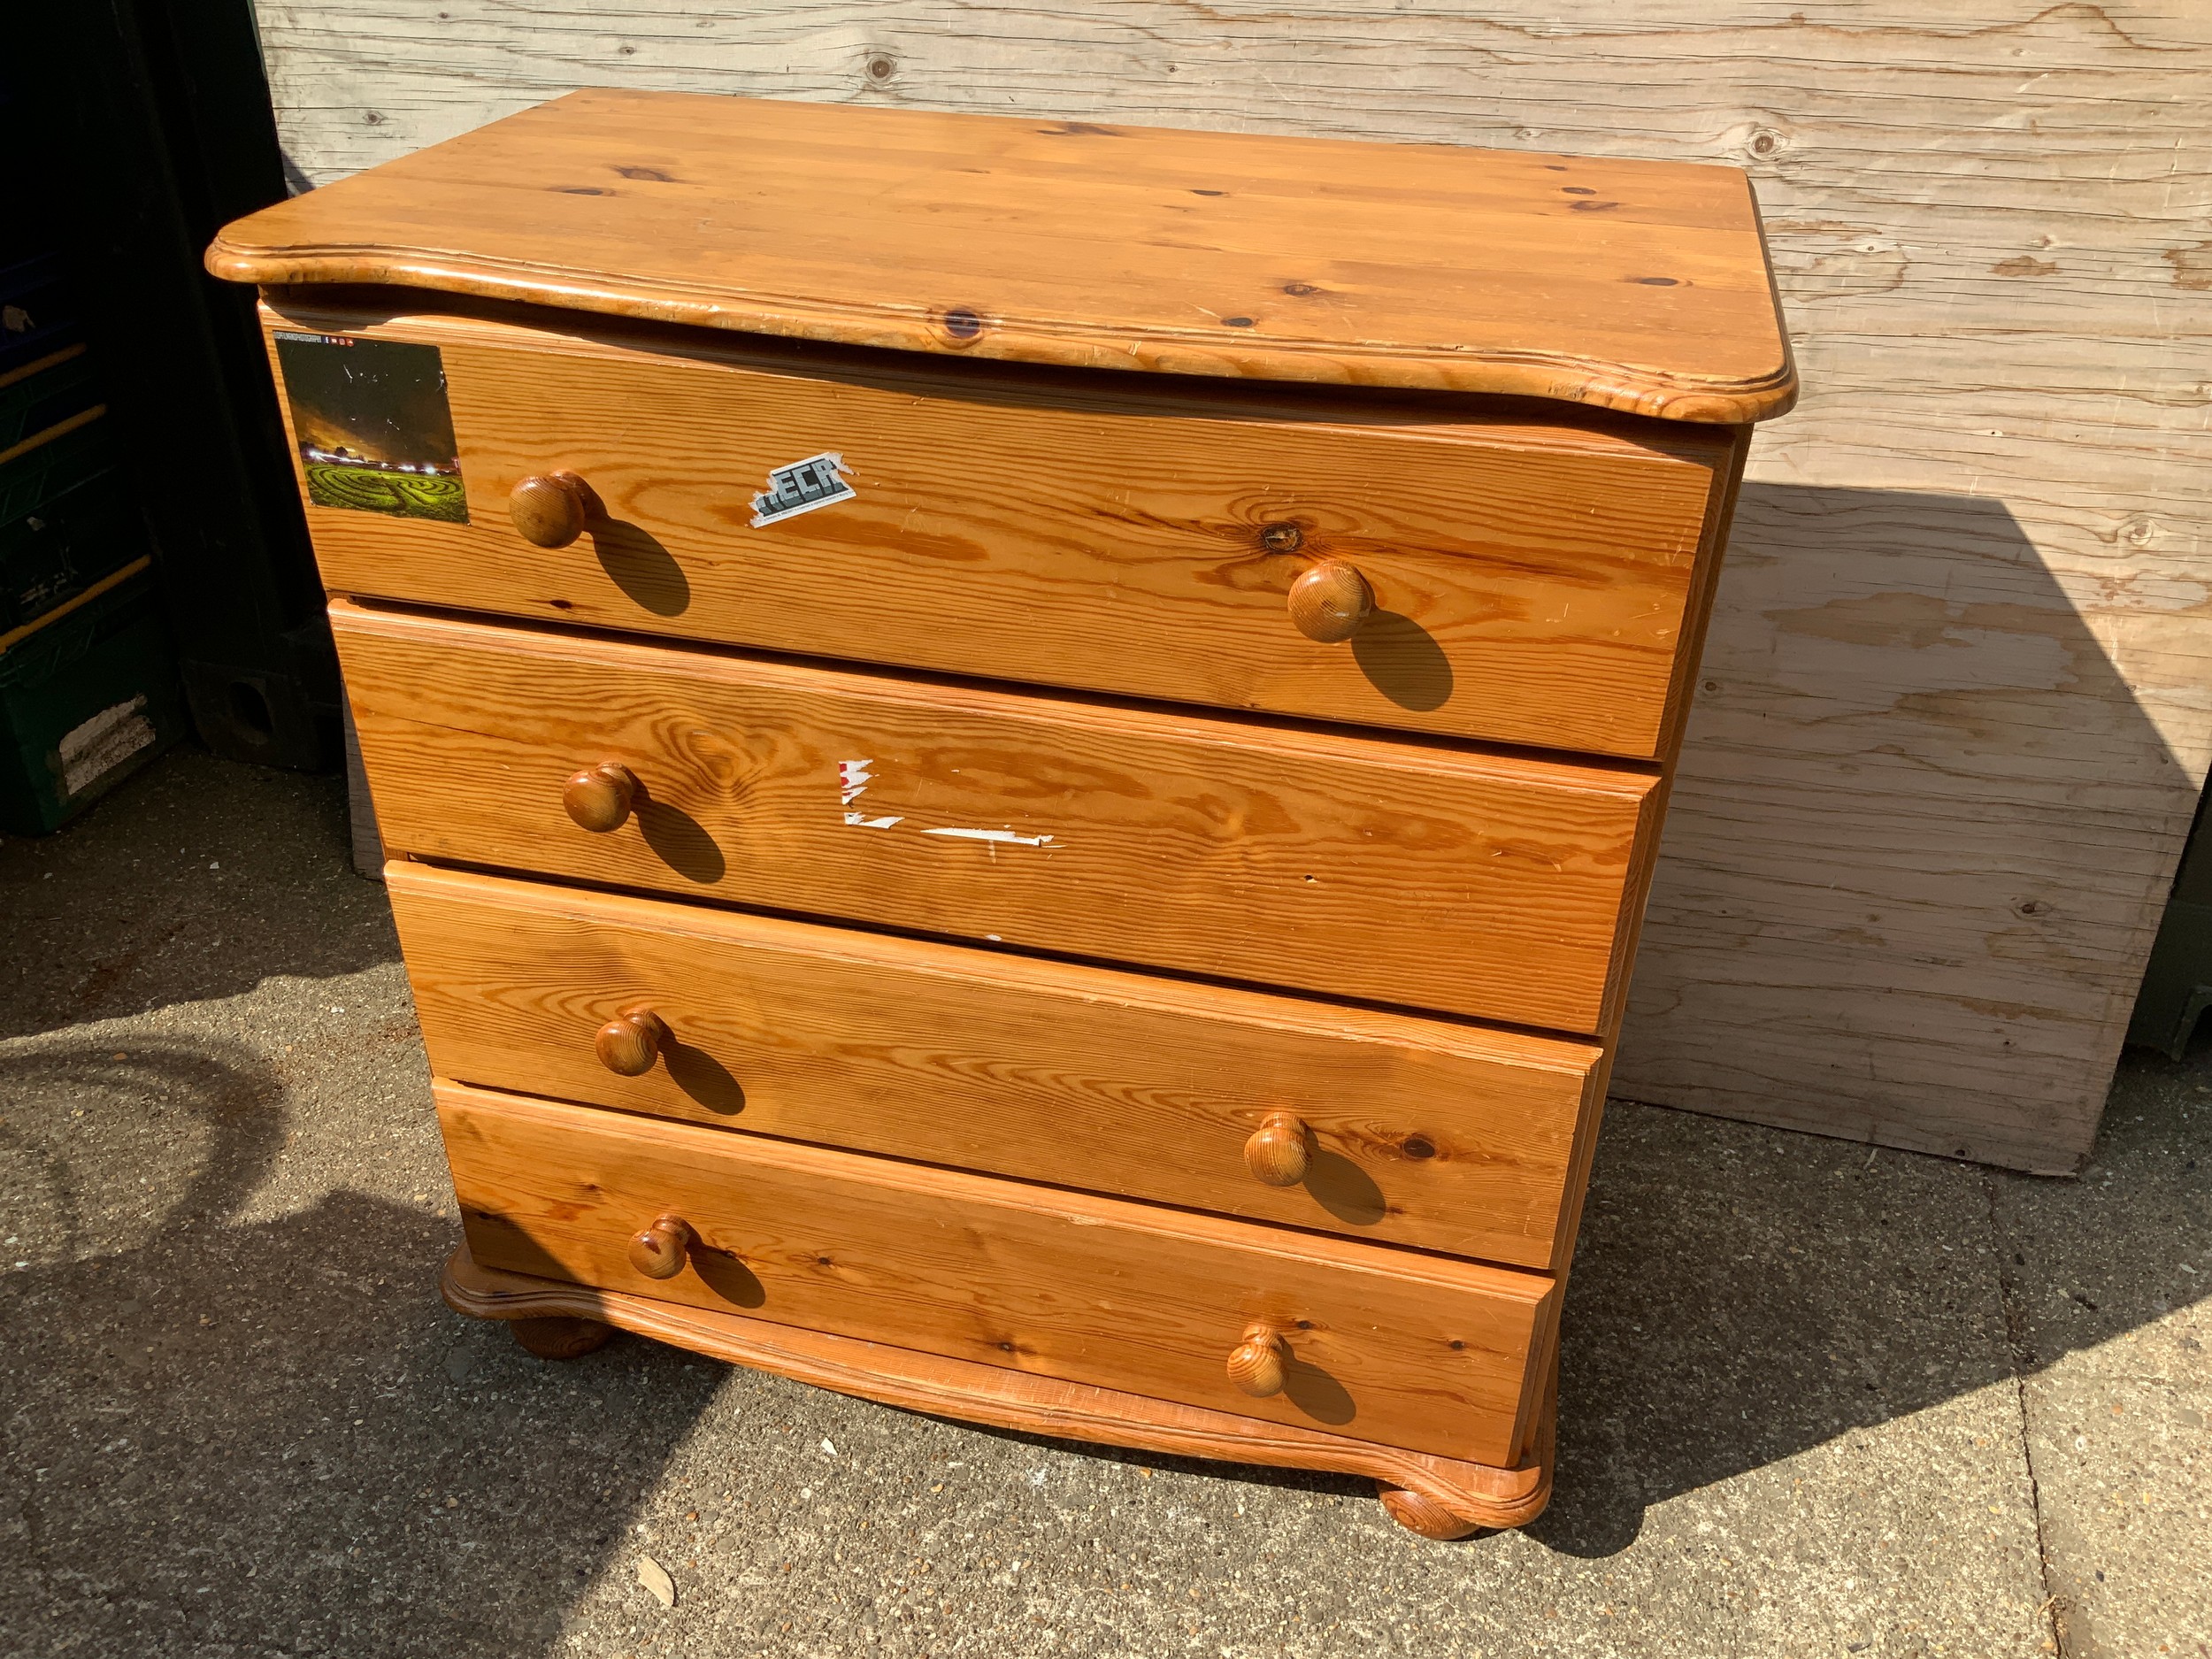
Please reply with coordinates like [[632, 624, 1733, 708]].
[[250, 1, 2212, 1171]]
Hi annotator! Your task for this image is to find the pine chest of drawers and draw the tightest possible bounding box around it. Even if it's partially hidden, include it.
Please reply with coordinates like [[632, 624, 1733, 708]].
[[211, 88, 1793, 1536]]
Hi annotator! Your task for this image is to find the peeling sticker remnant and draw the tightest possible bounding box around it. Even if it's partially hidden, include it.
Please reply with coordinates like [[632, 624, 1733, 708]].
[[835, 759, 1054, 843], [58, 696, 155, 797], [923, 826, 1055, 847], [752, 450, 855, 527], [838, 757, 902, 829]]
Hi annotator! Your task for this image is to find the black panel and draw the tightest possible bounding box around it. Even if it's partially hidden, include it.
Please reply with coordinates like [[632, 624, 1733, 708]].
[[10, 0, 337, 770]]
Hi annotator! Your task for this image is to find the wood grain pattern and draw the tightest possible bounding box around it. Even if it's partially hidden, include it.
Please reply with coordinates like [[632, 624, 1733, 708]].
[[436, 1082, 1556, 1466], [441, 1244, 1555, 1529], [211, 87, 1793, 421], [260, 296, 1733, 759], [338, 600, 1661, 1033], [247, 0, 2212, 1168], [385, 861, 1603, 1268]]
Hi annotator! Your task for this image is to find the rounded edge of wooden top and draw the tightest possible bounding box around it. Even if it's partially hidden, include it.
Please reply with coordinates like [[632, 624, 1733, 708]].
[[203, 84, 1798, 429], [206, 232, 1797, 424]]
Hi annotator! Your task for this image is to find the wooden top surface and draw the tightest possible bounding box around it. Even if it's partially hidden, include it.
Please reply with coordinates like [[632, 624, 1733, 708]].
[[209, 89, 1793, 423]]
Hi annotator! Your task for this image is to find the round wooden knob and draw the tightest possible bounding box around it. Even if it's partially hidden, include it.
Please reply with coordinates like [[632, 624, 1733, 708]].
[[563, 761, 637, 833], [595, 1003, 668, 1076], [510, 471, 592, 548], [1243, 1112, 1310, 1187], [626, 1214, 695, 1280], [1287, 561, 1373, 642], [1226, 1322, 1288, 1398]]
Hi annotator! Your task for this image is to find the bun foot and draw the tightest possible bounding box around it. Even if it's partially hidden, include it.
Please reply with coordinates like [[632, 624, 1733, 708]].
[[1378, 1481, 1484, 1540], [509, 1314, 614, 1360]]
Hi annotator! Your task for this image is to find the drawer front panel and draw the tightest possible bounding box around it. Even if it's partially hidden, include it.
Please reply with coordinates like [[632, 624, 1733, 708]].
[[391, 862, 1602, 1269], [340, 602, 1659, 1033], [272, 303, 1731, 760], [438, 1082, 1555, 1465]]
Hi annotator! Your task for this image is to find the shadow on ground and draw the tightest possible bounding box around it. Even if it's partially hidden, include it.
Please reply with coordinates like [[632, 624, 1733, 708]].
[[2, 749, 2205, 1655], [935, 1054, 2208, 1562], [0, 1033, 720, 1653], [0, 749, 398, 1041], [1537, 1068, 2208, 1557]]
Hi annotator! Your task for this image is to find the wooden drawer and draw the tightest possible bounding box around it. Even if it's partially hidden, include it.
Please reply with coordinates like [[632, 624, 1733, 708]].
[[388, 862, 1603, 1269], [438, 1081, 1555, 1465], [270, 298, 1734, 760], [339, 600, 1660, 1033]]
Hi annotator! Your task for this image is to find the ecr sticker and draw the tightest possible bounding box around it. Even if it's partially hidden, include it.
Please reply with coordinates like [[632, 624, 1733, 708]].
[[751, 451, 855, 527]]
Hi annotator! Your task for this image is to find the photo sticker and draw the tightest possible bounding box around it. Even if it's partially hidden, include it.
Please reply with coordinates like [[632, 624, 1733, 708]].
[[751, 450, 855, 527], [273, 333, 467, 523]]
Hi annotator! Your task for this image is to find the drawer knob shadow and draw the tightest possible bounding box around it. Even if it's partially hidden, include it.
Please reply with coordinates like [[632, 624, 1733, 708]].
[[510, 470, 594, 548], [564, 761, 638, 833], [627, 1213, 695, 1279], [1243, 1111, 1311, 1187], [1226, 1322, 1290, 1397], [595, 1003, 670, 1076], [1287, 560, 1373, 643]]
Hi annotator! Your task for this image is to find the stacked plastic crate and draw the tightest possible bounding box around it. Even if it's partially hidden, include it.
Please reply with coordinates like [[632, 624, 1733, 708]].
[[0, 244, 186, 833]]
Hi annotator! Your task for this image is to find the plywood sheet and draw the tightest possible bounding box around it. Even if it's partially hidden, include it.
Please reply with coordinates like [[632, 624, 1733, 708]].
[[250, 0, 2212, 1169]]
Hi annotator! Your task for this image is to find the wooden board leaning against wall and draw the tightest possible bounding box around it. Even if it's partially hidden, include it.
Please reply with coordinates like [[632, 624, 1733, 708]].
[[249, 0, 2212, 1171]]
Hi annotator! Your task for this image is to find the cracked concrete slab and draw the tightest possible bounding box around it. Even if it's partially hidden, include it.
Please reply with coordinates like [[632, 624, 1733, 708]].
[[0, 749, 2201, 1655], [1992, 1068, 2212, 1657]]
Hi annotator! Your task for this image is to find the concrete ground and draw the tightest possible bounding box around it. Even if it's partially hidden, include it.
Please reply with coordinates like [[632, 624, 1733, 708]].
[[1, 749, 2204, 1659]]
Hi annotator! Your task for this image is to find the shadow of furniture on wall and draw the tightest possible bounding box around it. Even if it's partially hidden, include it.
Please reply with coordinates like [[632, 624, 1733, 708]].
[[1618, 482, 2197, 1173]]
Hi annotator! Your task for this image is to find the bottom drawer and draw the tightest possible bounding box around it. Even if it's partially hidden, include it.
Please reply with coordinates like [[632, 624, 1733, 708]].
[[390, 861, 1599, 1268], [440, 1081, 1555, 1466]]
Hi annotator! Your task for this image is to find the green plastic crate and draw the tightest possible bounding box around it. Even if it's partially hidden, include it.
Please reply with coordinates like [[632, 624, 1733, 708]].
[[0, 344, 101, 451], [0, 470, 144, 632], [0, 349, 139, 634], [0, 254, 81, 379], [0, 568, 184, 834], [0, 411, 115, 525]]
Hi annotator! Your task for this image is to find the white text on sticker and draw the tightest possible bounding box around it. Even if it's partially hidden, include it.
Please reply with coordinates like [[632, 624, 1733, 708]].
[[752, 451, 856, 527]]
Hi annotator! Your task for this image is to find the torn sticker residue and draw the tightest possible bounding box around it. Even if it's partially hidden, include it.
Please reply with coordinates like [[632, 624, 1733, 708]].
[[58, 695, 155, 797], [834, 759, 1058, 845], [923, 826, 1054, 848], [752, 450, 855, 527], [838, 757, 902, 829]]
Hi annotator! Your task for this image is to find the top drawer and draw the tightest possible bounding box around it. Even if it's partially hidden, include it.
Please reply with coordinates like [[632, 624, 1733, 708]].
[[263, 298, 1734, 759]]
